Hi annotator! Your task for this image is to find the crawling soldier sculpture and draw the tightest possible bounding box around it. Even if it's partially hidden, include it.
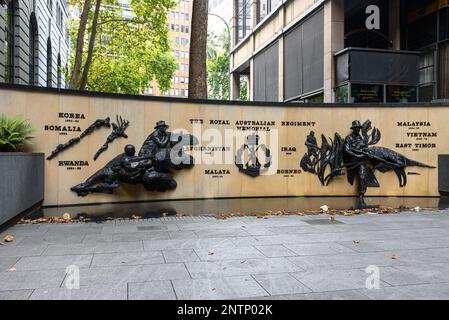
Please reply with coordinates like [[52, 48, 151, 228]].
[[71, 121, 198, 196]]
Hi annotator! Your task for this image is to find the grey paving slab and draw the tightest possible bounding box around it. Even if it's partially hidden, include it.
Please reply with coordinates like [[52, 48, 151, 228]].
[[360, 283, 449, 300], [1, 225, 48, 237], [101, 224, 179, 234], [338, 237, 449, 253], [282, 290, 372, 300], [244, 290, 372, 300], [177, 222, 249, 231], [43, 241, 144, 255], [91, 251, 164, 267], [252, 273, 312, 295], [143, 237, 236, 251], [0, 269, 66, 291], [0, 290, 33, 300], [185, 257, 303, 279], [382, 248, 449, 265], [18, 233, 86, 245], [243, 227, 276, 236], [194, 228, 250, 238], [12, 254, 93, 271], [64, 263, 190, 287], [0, 256, 20, 271], [168, 230, 199, 239], [127, 281, 177, 300], [265, 226, 322, 235], [291, 269, 391, 292], [172, 276, 268, 300], [195, 246, 265, 261], [82, 234, 114, 243], [3, 210, 449, 299], [162, 249, 200, 263], [112, 231, 170, 242], [390, 262, 449, 283], [288, 252, 399, 270], [373, 267, 433, 286], [0, 244, 48, 257], [30, 285, 128, 300], [284, 243, 355, 256], [255, 245, 297, 258]]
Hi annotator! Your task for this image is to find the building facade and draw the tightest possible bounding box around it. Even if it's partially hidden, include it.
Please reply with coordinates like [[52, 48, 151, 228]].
[[230, 0, 449, 103], [0, 0, 70, 88], [148, 0, 192, 98]]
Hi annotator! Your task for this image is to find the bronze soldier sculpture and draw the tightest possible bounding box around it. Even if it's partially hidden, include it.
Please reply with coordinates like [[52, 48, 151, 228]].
[[71, 121, 198, 196], [300, 120, 435, 208], [343, 121, 379, 206]]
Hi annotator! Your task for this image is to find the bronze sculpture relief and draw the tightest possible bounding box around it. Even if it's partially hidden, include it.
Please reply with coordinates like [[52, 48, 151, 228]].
[[235, 134, 272, 177], [301, 120, 435, 207], [71, 121, 198, 196]]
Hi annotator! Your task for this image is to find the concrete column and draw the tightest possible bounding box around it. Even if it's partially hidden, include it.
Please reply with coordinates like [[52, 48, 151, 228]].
[[389, 0, 401, 50], [230, 71, 240, 100], [249, 57, 254, 100], [278, 36, 284, 102], [231, 0, 237, 47], [323, 0, 345, 103], [251, 0, 258, 29]]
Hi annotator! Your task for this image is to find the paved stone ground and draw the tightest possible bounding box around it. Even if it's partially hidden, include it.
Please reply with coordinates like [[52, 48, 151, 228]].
[[1, 211, 449, 300]]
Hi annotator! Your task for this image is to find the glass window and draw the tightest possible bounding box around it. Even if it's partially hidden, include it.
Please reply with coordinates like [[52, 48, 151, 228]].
[[29, 15, 38, 86], [236, 0, 252, 42], [5, 1, 15, 83], [257, 0, 282, 23], [350, 84, 384, 103], [419, 51, 435, 85], [386, 85, 417, 103], [419, 84, 435, 102], [46, 38, 53, 88], [336, 84, 349, 103]]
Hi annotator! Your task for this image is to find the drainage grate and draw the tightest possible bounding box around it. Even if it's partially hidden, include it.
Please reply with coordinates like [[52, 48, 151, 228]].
[[303, 219, 344, 225], [137, 226, 168, 231]]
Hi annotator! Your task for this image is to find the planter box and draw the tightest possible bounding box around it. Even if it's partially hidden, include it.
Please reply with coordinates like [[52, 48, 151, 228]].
[[0, 153, 44, 226]]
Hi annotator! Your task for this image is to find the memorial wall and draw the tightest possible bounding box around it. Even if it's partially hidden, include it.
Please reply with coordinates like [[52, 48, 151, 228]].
[[0, 87, 447, 206]]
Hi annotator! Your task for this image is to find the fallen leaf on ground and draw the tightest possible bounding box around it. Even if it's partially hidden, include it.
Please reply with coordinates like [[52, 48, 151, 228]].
[[8, 268, 16, 272], [62, 213, 71, 220], [208, 252, 214, 255], [320, 205, 329, 212], [131, 214, 141, 220], [328, 216, 335, 222], [389, 255, 398, 260], [4, 235, 14, 242], [352, 240, 360, 244]]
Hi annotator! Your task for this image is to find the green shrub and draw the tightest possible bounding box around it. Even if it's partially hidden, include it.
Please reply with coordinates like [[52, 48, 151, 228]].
[[0, 114, 34, 152]]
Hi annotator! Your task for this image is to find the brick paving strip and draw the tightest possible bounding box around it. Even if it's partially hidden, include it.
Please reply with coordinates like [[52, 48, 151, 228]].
[[2, 211, 449, 300]]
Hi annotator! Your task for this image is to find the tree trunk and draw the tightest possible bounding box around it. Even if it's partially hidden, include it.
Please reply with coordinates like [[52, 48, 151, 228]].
[[79, 0, 102, 91], [188, 0, 208, 99], [69, 0, 92, 89]]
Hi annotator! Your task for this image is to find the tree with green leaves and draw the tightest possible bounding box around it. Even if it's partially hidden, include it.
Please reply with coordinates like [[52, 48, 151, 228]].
[[67, 0, 177, 94], [207, 30, 248, 101], [207, 30, 229, 100]]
